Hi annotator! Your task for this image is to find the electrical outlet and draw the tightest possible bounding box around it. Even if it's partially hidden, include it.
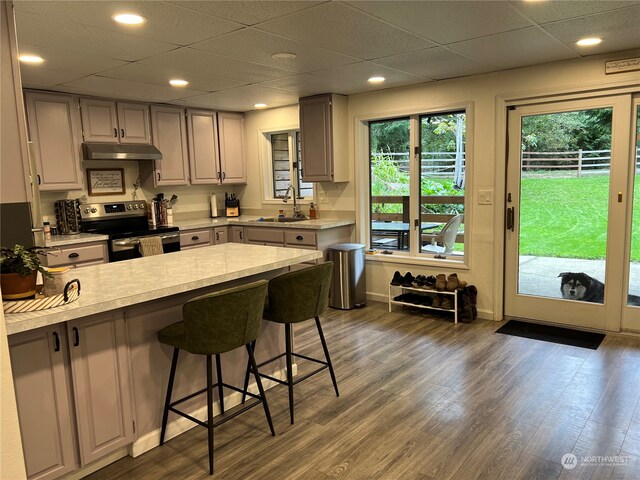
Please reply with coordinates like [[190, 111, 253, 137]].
[[319, 191, 328, 203], [478, 190, 493, 205]]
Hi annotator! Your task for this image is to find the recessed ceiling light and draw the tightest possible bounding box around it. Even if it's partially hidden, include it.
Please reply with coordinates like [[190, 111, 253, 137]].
[[254, 103, 268, 109], [368, 76, 385, 84], [576, 37, 602, 46], [271, 53, 296, 60], [169, 79, 189, 87], [112, 13, 146, 25], [18, 55, 44, 64]]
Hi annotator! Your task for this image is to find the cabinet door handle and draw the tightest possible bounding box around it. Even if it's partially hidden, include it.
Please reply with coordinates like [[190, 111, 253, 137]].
[[114, 128, 118, 138], [157, 172, 161, 182], [216, 232, 219, 241], [72, 327, 79, 347], [217, 171, 220, 179], [296, 235, 303, 241], [121, 128, 125, 138], [222, 172, 226, 180], [37, 174, 41, 185], [239, 231, 243, 240], [68, 252, 80, 259], [53, 332, 60, 352], [191, 235, 199, 241]]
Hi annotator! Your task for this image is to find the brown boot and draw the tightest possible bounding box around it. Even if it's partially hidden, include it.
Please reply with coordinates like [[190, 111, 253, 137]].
[[446, 273, 459, 291], [435, 274, 447, 291]]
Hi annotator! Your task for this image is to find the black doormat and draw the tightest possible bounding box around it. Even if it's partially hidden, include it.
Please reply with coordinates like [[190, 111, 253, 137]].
[[496, 320, 605, 350]]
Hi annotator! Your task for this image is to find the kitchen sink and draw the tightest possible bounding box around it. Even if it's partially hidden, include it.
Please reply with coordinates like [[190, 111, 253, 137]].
[[251, 217, 308, 223]]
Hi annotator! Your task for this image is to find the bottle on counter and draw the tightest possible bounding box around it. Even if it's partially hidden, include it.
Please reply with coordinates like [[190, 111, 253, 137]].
[[278, 209, 285, 219], [43, 219, 51, 240], [309, 202, 317, 219]]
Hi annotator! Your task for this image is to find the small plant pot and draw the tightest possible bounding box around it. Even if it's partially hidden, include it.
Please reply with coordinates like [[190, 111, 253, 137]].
[[1, 271, 38, 300]]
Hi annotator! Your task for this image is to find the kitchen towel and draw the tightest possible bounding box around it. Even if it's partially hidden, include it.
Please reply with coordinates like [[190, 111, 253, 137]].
[[138, 236, 164, 257]]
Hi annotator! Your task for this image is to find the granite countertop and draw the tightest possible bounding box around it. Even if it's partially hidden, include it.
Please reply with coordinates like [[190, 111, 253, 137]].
[[5, 244, 322, 335], [44, 217, 355, 248]]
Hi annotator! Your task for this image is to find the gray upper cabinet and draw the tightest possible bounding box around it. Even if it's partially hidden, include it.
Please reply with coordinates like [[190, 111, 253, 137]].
[[186, 109, 220, 185], [149, 105, 189, 186], [217, 112, 246, 184], [80, 98, 151, 144], [9, 326, 77, 480], [299, 93, 349, 182], [25, 92, 84, 191]]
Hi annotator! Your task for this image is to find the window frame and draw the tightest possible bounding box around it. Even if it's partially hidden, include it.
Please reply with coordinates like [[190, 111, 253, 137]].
[[260, 128, 314, 204], [364, 104, 472, 265]]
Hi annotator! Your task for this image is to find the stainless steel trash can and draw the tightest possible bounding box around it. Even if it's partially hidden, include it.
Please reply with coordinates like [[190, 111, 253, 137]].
[[328, 243, 366, 309]]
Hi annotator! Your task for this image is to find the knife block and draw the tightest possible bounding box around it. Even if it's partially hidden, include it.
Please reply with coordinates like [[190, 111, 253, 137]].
[[225, 199, 240, 217]]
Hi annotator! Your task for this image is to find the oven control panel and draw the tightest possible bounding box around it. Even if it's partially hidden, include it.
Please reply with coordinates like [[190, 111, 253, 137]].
[[80, 201, 148, 220]]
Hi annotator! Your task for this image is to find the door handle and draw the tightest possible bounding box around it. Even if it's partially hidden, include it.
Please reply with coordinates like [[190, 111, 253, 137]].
[[506, 207, 514, 232], [68, 252, 80, 258], [157, 172, 161, 182], [72, 327, 79, 347], [114, 128, 118, 137], [121, 128, 125, 138], [53, 332, 60, 352], [222, 172, 226, 180], [192, 235, 199, 241], [37, 174, 41, 185]]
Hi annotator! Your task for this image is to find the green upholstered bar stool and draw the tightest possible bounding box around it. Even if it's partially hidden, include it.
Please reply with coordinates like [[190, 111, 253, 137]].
[[158, 280, 275, 476], [242, 262, 339, 424]]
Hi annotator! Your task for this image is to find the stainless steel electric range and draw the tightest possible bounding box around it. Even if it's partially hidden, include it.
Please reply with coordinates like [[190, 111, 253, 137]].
[[80, 201, 180, 262]]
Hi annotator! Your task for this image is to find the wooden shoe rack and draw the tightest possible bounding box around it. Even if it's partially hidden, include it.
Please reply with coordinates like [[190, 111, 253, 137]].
[[388, 283, 458, 323]]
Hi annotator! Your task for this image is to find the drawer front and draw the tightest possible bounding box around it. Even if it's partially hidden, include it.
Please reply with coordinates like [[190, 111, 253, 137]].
[[46, 244, 106, 267], [245, 227, 284, 245], [284, 230, 317, 247], [180, 229, 211, 248]]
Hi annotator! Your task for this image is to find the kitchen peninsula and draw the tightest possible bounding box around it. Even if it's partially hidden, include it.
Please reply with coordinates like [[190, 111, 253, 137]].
[[7, 244, 322, 480]]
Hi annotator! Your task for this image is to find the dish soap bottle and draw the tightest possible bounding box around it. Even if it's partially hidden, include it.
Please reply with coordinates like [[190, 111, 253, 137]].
[[309, 202, 317, 219]]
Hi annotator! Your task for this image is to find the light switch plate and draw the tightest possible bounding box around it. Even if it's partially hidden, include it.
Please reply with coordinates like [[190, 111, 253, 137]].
[[478, 190, 493, 205]]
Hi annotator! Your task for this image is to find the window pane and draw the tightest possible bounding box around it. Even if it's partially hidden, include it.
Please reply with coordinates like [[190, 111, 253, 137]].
[[369, 118, 410, 251], [272, 133, 291, 198], [629, 105, 640, 306], [419, 112, 466, 257]]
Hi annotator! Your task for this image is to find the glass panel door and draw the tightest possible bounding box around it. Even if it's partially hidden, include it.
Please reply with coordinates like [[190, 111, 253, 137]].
[[505, 95, 633, 331]]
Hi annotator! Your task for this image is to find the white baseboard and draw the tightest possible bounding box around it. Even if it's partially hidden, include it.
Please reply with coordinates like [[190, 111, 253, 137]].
[[129, 365, 295, 458]]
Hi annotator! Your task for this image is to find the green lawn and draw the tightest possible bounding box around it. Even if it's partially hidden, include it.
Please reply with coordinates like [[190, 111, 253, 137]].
[[520, 174, 640, 260]]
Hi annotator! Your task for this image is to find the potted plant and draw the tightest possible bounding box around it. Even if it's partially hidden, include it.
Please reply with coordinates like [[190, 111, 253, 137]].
[[1, 245, 52, 300]]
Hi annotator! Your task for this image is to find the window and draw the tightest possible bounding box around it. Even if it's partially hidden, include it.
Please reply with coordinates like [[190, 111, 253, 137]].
[[268, 131, 313, 200], [369, 110, 467, 260]]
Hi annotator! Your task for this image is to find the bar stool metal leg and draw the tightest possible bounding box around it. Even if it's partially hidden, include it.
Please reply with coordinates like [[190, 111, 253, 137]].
[[285, 323, 295, 424], [215, 353, 225, 414], [315, 317, 339, 397], [246, 345, 275, 436], [206, 355, 214, 475], [160, 348, 179, 446], [240, 341, 255, 404]]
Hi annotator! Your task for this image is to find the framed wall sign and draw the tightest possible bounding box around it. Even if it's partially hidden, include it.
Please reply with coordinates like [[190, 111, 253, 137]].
[[86, 168, 125, 196]]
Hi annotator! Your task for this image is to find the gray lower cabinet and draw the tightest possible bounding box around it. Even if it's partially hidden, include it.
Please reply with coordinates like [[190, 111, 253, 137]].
[[42, 242, 108, 269], [213, 226, 228, 244], [9, 312, 135, 480], [230, 226, 244, 243], [244, 226, 352, 254], [179, 228, 212, 249], [9, 326, 77, 480]]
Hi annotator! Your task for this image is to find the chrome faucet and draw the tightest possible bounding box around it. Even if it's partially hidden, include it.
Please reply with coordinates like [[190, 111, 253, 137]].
[[283, 185, 303, 218]]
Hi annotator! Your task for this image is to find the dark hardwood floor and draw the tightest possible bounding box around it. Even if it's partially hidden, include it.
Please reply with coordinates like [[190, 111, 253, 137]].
[[87, 302, 640, 480]]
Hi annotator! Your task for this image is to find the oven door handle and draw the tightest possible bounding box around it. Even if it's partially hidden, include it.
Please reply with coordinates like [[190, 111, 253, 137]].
[[112, 232, 180, 247]]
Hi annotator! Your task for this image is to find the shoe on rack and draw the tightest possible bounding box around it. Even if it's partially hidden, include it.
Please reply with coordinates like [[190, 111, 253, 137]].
[[435, 274, 447, 291], [457, 288, 473, 323], [401, 272, 415, 287], [446, 273, 459, 292], [432, 296, 442, 308], [415, 275, 426, 287], [425, 275, 436, 288], [441, 297, 453, 310], [418, 295, 433, 306], [391, 271, 404, 286]]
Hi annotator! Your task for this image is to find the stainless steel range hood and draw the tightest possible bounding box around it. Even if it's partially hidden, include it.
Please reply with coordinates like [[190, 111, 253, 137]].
[[82, 143, 163, 160]]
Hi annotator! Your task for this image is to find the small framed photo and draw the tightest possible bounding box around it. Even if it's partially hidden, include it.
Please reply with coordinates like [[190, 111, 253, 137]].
[[86, 168, 125, 196]]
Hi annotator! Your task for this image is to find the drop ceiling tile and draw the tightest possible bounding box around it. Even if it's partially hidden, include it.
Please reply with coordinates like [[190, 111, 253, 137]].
[[372, 47, 495, 80], [176, 85, 298, 112], [20, 68, 89, 88], [258, 73, 362, 97], [171, 1, 323, 26], [139, 47, 292, 83], [97, 63, 247, 92], [60, 76, 205, 103], [304, 62, 430, 95], [14, 1, 243, 46], [510, 0, 637, 24], [542, 7, 640, 56], [257, 2, 435, 60], [347, 1, 532, 44], [15, 11, 177, 62], [17, 44, 127, 75], [449, 27, 579, 70], [191, 28, 360, 73]]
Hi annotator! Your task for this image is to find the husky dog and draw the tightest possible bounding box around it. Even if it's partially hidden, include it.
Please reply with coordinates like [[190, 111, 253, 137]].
[[558, 272, 605, 303], [559, 272, 640, 306]]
